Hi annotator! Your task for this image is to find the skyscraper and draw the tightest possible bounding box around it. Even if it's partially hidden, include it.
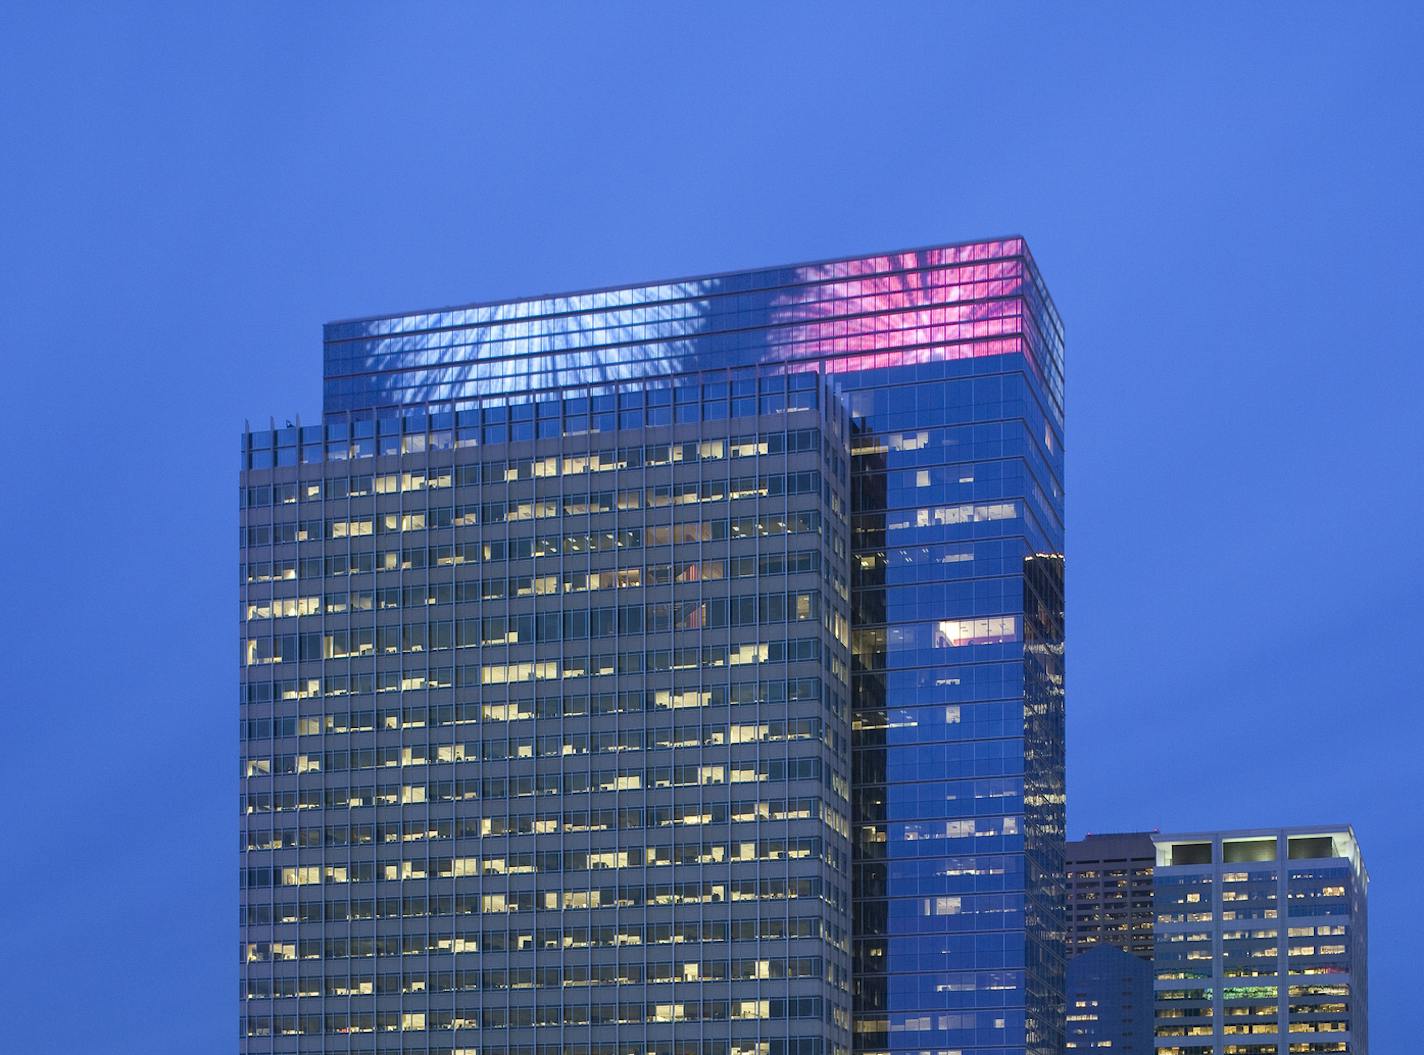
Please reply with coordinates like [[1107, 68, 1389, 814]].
[[1152, 827, 1368, 1055], [239, 237, 1066, 1055]]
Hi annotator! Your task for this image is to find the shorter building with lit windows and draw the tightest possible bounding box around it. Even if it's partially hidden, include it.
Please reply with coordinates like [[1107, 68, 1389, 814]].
[[1065, 944, 1153, 1053], [1067, 831, 1156, 958], [1151, 826, 1367, 1055], [1063, 832, 1156, 1053]]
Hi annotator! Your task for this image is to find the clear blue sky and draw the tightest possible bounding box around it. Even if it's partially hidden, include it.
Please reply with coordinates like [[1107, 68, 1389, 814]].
[[1, 4, 1419, 1051]]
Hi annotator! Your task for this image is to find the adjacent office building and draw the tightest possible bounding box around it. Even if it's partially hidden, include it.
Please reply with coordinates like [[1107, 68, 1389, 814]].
[[1064, 945, 1153, 1054], [1066, 831, 1156, 958], [1152, 828, 1368, 1055], [1062, 833, 1156, 1053], [238, 238, 1066, 1055]]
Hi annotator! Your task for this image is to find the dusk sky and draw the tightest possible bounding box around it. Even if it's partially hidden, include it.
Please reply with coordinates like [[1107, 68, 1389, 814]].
[[1, 5, 1420, 1051]]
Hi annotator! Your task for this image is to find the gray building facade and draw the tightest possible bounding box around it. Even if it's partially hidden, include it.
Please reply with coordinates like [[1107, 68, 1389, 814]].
[[238, 238, 1066, 1055], [1152, 827, 1368, 1055]]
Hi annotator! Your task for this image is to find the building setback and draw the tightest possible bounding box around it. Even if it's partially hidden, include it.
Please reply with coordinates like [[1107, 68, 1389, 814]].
[[238, 238, 1066, 1055], [1152, 827, 1368, 1055]]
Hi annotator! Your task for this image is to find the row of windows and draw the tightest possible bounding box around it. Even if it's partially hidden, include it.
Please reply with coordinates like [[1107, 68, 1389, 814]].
[[270, 673, 838, 708], [1158, 901, 1351, 926], [1157, 1046, 1347, 1055], [1158, 943, 1350, 960], [242, 882, 831, 922], [243, 512, 827, 568], [246, 699, 837, 743], [270, 395, 829, 463], [351, 661, 840, 705], [326, 351, 826, 397], [1157, 966, 1352, 983], [245, 593, 823, 666], [243, 854, 848, 899], [243, 473, 825, 544], [1166, 1046, 1348, 1054], [263, 650, 845, 693], [245, 957, 830, 998], [244, 527, 836, 594], [1159, 1005, 1349, 1020], [258, 964, 846, 1012], [243, 718, 828, 774], [1215, 925, 1347, 940], [1156, 939, 1344, 956], [245, 798, 844, 850], [865, 501, 1018, 536], [849, 416, 1042, 465], [267, 392, 831, 458], [246, 553, 823, 612], [1157, 985, 1349, 1001], [243, 995, 831, 1036], [243, 753, 844, 793], [278, 1038, 825, 1055], [1158, 1023, 1349, 1036], [248, 1035, 825, 1055], [243, 430, 828, 490], [241, 756, 840, 814], [250, 835, 835, 890], [242, 677, 839, 716], [852, 541, 1025, 585], [243, 663, 830, 702], [244, 899, 835, 942], [246, 668, 840, 704], [248, 687, 832, 731]]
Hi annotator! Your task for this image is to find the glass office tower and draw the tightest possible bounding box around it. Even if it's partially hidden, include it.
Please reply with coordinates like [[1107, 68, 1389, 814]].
[[239, 237, 1066, 1055]]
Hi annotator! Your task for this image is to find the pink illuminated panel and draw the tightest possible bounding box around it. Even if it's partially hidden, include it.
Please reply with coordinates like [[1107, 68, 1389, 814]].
[[768, 241, 1034, 376]]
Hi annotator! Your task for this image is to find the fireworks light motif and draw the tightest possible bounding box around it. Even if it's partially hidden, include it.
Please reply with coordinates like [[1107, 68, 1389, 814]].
[[767, 241, 1036, 378]]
